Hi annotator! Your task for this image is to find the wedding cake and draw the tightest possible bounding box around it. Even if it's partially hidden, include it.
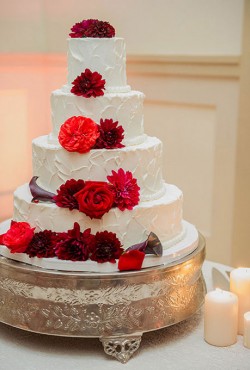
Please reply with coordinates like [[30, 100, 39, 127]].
[[0, 20, 199, 272]]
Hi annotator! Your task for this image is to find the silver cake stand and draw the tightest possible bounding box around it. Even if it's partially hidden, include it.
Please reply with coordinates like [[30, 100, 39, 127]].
[[0, 234, 206, 363]]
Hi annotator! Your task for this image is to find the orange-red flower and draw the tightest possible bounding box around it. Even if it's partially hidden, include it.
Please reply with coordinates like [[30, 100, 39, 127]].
[[59, 116, 100, 153]]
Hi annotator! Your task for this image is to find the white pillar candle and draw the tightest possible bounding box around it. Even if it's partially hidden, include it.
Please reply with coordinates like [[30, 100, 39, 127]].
[[204, 288, 238, 346], [244, 312, 250, 349], [230, 268, 250, 335]]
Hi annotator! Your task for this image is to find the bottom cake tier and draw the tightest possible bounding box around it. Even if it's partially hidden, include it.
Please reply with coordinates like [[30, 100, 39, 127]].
[[13, 182, 184, 249], [0, 219, 198, 272]]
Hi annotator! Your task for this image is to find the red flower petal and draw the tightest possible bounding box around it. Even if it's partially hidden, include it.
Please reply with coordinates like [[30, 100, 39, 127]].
[[118, 250, 145, 271]]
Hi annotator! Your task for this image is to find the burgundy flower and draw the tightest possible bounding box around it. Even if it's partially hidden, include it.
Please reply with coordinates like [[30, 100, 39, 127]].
[[26, 230, 57, 258], [59, 116, 100, 153], [55, 223, 95, 261], [84, 20, 115, 38], [69, 19, 115, 38], [71, 69, 105, 98], [94, 119, 124, 149], [90, 231, 124, 263], [74, 181, 114, 219], [118, 250, 145, 271], [107, 168, 140, 211], [54, 179, 85, 210]]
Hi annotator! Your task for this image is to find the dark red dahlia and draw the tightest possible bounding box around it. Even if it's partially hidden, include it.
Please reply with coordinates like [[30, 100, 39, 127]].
[[107, 168, 140, 211], [55, 223, 95, 261], [69, 19, 115, 38], [84, 20, 115, 38], [54, 179, 85, 210], [71, 68, 105, 98], [90, 231, 124, 263], [26, 230, 57, 258], [94, 119, 125, 149]]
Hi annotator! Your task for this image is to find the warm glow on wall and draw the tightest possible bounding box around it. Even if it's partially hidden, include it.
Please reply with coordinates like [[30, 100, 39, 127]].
[[0, 89, 30, 220]]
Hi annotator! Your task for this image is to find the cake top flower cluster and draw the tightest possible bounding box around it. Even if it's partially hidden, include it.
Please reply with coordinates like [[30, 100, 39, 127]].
[[69, 19, 115, 38]]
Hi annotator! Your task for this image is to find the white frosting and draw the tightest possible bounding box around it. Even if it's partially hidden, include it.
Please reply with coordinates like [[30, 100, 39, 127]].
[[67, 38, 129, 92], [50, 88, 145, 146], [0, 219, 198, 273], [13, 182, 183, 251], [0, 35, 201, 273], [32, 135, 165, 201]]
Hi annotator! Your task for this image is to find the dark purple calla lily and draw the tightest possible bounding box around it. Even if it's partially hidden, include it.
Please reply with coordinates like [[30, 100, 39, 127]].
[[126, 232, 163, 257], [29, 176, 56, 203]]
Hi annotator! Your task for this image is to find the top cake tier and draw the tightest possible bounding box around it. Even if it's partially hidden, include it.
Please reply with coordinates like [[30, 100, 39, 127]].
[[67, 37, 130, 93]]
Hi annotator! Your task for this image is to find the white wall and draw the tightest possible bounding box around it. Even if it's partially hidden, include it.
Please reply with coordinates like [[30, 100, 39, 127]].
[[0, 0, 244, 55]]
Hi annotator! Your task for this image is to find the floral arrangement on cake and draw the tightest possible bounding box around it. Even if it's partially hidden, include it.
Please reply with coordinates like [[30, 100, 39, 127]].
[[69, 19, 115, 38], [0, 221, 162, 270], [58, 116, 124, 153], [29, 168, 140, 219]]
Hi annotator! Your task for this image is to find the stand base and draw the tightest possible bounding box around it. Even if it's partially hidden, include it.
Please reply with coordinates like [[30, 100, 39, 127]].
[[0, 234, 206, 363]]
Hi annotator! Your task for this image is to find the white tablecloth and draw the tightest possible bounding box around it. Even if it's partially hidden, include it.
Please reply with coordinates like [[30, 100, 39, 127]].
[[0, 261, 249, 370]]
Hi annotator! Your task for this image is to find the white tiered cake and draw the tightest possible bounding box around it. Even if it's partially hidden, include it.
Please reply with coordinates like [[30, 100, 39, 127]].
[[0, 20, 199, 272]]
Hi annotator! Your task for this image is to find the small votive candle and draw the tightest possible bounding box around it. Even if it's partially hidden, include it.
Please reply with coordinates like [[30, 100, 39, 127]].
[[244, 312, 250, 349], [204, 288, 238, 346], [230, 268, 250, 335]]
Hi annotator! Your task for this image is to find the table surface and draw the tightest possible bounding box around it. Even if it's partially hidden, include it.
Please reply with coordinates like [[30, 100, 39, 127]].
[[0, 260, 249, 370]]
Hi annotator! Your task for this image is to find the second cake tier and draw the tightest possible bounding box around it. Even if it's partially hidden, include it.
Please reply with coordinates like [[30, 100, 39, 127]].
[[33, 135, 165, 201]]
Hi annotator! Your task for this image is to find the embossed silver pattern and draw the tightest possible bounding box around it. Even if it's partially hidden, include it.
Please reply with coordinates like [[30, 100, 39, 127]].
[[0, 234, 206, 362]]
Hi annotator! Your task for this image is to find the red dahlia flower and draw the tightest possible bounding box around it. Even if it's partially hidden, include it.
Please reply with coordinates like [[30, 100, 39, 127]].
[[94, 118, 124, 149], [71, 69, 105, 98], [59, 116, 100, 153], [54, 179, 85, 210], [55, 223, 95, 261], [0, 221, 35, 253], [107, 168, 140, 211], [26, 230, 57, 258], [69, 19, 115, 38], [74, 181, 114, 219], [90, 231, 123, 263]]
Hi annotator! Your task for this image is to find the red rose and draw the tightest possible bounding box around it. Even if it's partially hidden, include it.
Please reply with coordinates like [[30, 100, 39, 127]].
[[74, 181, 114, 219], [59, 116, 100, 153], [118, 250, 145, 271], [0, 221, 35, 253]]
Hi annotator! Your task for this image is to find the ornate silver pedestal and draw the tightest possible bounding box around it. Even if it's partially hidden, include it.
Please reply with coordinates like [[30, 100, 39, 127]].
[[0, 234, 206, 363]]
